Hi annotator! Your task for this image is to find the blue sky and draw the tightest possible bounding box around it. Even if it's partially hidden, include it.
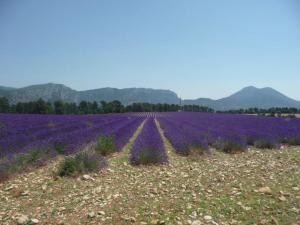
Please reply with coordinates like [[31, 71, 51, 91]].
[[0, 0, 299, 99]]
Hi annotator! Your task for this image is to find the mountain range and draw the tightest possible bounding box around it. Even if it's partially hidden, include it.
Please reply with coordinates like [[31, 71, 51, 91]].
[[0, 83, 299, 110]]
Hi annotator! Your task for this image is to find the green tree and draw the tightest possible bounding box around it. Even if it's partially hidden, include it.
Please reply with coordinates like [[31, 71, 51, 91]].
[[0, 97, 9, 113], [79, 101, 88, 114], [91, 101, 99, 114], [64, 102, 78, 114], [54, 101, 65, 114], [34, 98, 51, 114]]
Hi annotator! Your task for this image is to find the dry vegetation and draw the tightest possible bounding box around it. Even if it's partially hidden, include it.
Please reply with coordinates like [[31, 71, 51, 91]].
[[0, 122, 299, 225]]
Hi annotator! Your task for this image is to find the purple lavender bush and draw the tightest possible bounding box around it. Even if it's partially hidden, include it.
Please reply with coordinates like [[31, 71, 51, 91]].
[[0, 113, 144, 179], [0, 113, 144, 158], [157, 112, 300, 153], [157, 116, 209, 155], [129, 118, 168, 165]]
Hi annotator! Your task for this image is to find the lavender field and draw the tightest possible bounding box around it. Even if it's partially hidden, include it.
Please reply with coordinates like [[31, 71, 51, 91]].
[[1, 112, 300, 165], [0, 112, 300, 224], [157, 112, 300, 154], [0, 113, 144, 158]]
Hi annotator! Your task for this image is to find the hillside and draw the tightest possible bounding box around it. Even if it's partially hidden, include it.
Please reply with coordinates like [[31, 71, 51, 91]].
[[78, 88, 179, 105], [6, 84, 78, 104], [183, 86, 300, 110], [0, 86, 16, 97], [0, 84, 179, 105], [0, 86, 16, 91]]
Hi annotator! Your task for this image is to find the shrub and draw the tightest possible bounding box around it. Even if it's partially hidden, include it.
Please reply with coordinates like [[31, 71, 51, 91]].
[[75, 151, 106, 172], [254, 139, 276, 149], [52, 143, 66, 155], [95, 135, 116, 156], [181, 141, 210, 156], [57, 151, 107, 177], [10, 148, 49, 171], [131, 147, 162, 165], [187, 145, 210, 157], [57, 157, 78, 177], [26, 148, 48, 164], [0, 148, 49, 177], [215, 140, 245, 153], [0, 159, 10, 183], [246, 137, 255, 146], [286, 138, 300, 146]]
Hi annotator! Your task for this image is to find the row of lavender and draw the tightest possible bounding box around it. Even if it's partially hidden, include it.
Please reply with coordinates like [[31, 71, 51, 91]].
[[157, 112, 300, 154], [2, 111, 300, 168], [0, 113, 144, 160], [129, 117, 168, 165]]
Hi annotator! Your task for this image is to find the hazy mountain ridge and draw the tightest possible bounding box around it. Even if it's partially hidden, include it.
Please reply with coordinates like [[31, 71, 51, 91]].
[[1, 83, 300, 109], [3, 84, 78, 104], [0, 86, 16, 97], [183, 86, 300, 110], [0, 83, 180, 105], [0, 86, 16, 91], [78, 87, 179, 105]]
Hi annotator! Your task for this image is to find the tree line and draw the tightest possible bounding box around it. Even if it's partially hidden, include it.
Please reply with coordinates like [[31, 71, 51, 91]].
[[0, 97, 214, 114], [1, 96, 300, 116]]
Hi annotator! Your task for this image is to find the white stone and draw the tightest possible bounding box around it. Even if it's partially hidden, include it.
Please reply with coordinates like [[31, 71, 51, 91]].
[[204, 215, 212, 221], [279, 196, 287, 201], [88, 212, 95, 218], [83, 174, 92, 180], [5, 185, 15, 191], [31, 218, 39, 224], [41, 185, 47, 191], [98, 211, 105, 216], [191, 220, 202, 225], [258, 186, 272, 194]]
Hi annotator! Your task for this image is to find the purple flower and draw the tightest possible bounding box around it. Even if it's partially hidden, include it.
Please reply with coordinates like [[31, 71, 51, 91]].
[[129, 117, 168, 165]]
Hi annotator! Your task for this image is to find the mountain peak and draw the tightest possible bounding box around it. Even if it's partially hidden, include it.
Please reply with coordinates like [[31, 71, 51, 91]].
[[260, 86, 278, 92], [242, 86, 258, 90], [183, 86, 300, 110], [22, 83, 72, 89], [241, 86, 278, 91]]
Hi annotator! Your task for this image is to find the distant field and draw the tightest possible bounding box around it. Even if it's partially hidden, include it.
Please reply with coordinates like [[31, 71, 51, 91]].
[[245, 113, 300, 118], [283, 113, 300, 118]]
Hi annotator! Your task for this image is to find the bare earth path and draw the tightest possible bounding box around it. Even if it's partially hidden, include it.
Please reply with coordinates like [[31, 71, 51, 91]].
[[0, 120, 300, 225]]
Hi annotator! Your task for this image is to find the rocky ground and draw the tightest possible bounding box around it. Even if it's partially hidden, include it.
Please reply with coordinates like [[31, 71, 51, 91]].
[[0, 123, 300, 225]]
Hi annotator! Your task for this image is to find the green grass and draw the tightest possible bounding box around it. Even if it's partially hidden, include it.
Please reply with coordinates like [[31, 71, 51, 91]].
[[56, 151, 107, 177], [95, 135, 116, 156]]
